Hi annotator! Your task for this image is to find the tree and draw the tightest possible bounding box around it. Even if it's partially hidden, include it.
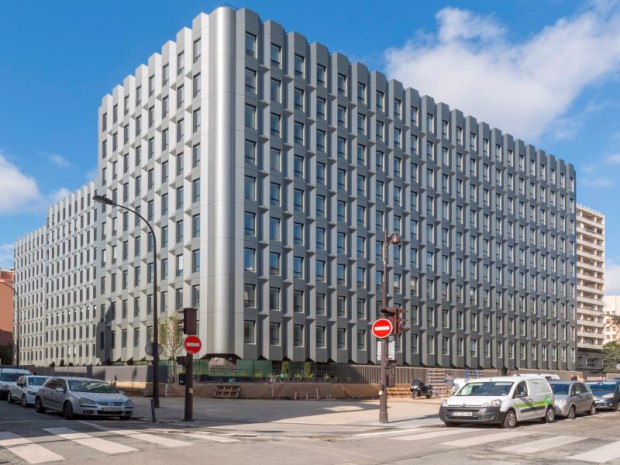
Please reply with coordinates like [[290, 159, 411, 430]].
[[0, 343, 13, 365], [158, 313, 184, 360], [158, 313, 184, 381], [602, 341, 620, 373]]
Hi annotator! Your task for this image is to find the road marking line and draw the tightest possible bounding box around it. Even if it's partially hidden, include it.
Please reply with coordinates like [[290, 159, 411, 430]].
[[354, 427, 424, 438], [569, 440, 620, 463], [0, 432, 64, 464], [442, 431, 530, 447], [500, 435, 585, 453], [78, 422, 191, 448], [183, 432, 239, 443], [392, 428, 484, 441], [44, 427, 137, 454]]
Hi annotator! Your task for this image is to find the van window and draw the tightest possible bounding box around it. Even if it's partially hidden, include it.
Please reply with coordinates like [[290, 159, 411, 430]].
[[514, 381, 528, 397], [529, 379, 550, 395]]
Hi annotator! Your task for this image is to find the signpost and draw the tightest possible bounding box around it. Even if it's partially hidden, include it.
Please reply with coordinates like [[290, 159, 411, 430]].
[[183, 335, 202, 421], [372, 318, 394, 339]]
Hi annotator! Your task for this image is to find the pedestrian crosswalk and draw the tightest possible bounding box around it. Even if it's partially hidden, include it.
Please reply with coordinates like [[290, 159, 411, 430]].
[[0, 425, 242, 464], [351, 424, 620, 463]]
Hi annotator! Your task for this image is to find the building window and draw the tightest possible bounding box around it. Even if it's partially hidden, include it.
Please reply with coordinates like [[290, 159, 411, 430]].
[[293, 324, 304, 347], [243, 320, 255, 344]]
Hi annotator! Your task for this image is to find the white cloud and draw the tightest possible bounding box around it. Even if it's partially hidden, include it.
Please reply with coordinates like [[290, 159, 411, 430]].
[[85, 166, 98, 181], [607, 260, 620, 294], [0, 153, 42, 214], [606, 154, 620, 164], [0, 243, 13, 270], [384, 4, 620, 141], [47, 153, 71, 168], [582, 177, 615, 188]]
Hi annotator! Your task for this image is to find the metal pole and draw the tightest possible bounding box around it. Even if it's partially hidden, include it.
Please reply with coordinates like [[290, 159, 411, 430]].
[[380, 231, 389, 424], [184, 354, 194, 421], [93, 195, 159, 408], [0, 281, 18, 367]]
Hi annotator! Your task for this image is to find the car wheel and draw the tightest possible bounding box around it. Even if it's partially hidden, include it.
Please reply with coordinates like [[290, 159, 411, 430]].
[[503, 409, 517, 428], [120, 415, 132, 421], [587, 403, 596, 415], [567, 405, 576, 420], [34, 397, 46, 414], [543, 406, 556, 423], [63, 402, 75, 420], [615, 402, 620, 412], [20, 395, 28, 407], [7, 393, 13, 403], [443, 421, 457, 427]]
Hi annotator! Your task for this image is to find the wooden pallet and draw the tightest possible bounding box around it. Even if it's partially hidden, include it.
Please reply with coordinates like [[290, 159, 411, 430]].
[[387, 384, 411, 398], [214, 385, 241, 399]]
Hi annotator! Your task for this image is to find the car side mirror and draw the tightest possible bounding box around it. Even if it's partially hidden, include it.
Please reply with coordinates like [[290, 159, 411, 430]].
[[119, 390, 125, 395]]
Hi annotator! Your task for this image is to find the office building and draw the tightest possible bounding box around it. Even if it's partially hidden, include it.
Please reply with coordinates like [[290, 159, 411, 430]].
[[93, 6, 577, 371], [14, 183, 98, 366], [604, 295, 620, 344]]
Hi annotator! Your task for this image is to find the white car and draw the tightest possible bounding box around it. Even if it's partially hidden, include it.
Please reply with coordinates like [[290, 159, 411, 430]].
[[0, 368, 31, 400], [8, 375, 49, 406], [439, 375, 556, 428]]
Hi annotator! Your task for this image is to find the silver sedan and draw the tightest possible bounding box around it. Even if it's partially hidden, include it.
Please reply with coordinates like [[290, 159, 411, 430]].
[[8, 375, 49, 406], [35, 377, 133, 420], [549, 380, 596, 419]]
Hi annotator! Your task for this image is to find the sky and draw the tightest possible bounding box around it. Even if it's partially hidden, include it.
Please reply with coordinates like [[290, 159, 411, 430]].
[[1, 0, 620, 290]]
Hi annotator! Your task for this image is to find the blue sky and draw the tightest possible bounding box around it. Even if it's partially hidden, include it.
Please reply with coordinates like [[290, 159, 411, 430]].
[[1, 0, 619, 289]]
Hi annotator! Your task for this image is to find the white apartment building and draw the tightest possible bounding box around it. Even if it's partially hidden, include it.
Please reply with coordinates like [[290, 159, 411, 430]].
[[575, 205, 605, 375], [14, 182, 99, 367], [603, 295, 620, 344]]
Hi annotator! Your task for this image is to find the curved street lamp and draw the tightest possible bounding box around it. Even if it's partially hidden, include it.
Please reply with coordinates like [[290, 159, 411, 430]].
[[380, 231, 400, 424], [0, 280, 19, 367], [93, 194, 160, 408]]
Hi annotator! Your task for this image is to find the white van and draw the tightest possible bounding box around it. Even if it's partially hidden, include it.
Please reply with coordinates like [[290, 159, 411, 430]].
[[439, 375, 555, 428]]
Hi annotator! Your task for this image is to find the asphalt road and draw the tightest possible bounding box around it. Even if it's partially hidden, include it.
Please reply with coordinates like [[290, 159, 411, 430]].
[[3, 396, 620, 464]]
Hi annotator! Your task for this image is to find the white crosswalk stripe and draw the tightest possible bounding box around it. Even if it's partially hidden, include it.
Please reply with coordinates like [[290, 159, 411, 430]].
[[43, 427, 137, 454], [392, 428, 484, 441], [442, 431, 531, 448], [569, 440, 620, 463], [183, 431, 240, 443], [78, 422, 191, 448], [0, 432, 64, 464], [500, 435, 585, 454]]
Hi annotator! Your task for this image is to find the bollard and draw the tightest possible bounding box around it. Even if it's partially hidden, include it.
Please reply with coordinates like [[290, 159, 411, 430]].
[[150, 397, 157, 423]]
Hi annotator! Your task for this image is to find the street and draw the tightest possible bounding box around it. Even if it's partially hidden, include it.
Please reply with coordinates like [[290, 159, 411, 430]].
[[3, 396, 620, 464]]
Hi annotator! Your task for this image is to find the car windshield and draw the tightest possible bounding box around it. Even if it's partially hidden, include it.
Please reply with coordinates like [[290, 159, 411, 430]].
[[588, 383, 616, 393], [68, 380, 119, 394], [0, 373, 22, 382], [28, 377, 47, 386], [456, 381, 513, 396], [550, 384, 570, 395]]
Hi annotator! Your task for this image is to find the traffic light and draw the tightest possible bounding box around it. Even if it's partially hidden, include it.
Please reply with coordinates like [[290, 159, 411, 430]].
[[182, 307, 197, 335], [381, 307, 397, 335], [395, 308, 409, 335]]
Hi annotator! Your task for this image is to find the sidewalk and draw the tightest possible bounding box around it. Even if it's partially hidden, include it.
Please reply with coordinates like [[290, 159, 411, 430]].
[[130, 395, 444, 434]]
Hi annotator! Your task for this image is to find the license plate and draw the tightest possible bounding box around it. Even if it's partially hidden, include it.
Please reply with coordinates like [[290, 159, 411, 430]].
[[101, 407, 122, 412], [452, 411, 473, 417]]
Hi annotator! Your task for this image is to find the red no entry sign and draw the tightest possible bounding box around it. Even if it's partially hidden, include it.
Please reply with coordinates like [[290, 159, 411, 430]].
[[372, 318, 393, 338], [184, 335, 202, 354]]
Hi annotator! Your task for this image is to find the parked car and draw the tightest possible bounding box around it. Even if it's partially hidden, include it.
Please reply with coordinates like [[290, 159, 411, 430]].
[[549, 380, 596, 419], [8, 375, 49, 406], [586, 380, 620, 411], [439, 375, 555, 428], [0, 368, 32, 400], [35, 377, 133, 420]]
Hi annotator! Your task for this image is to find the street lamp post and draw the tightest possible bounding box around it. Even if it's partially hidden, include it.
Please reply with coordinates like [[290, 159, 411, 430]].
[[0, 280, 19, 367], [380, 231, 400, 424], [94, 194, 160, 408]]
